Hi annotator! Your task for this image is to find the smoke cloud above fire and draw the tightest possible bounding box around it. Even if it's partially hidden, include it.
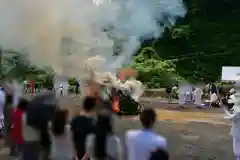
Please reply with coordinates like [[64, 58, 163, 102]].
[[0, 0, 186, 77]]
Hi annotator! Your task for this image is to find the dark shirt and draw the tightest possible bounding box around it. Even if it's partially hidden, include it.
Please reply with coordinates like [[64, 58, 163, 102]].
[[209, 84, 218, 94], [76, 82, 80, 88], [166, 87, 172, 94], [70, 115, 95, 159]]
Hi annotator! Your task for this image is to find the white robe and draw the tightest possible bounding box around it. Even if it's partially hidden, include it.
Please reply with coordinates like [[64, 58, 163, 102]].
[[210, 93, 218, 103], [185, 85, 192, 102], [193, 88, 203, 105], [178, 86, 186, 105], [0, 90, 5, 129], [224, 109, 240, 156]]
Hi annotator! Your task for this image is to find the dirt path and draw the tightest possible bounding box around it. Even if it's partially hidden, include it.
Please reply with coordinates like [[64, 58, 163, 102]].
[[155, 109, 229, 125]]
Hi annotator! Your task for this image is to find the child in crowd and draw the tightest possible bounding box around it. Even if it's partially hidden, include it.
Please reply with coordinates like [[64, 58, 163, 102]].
[[11, 98, 29, 156]]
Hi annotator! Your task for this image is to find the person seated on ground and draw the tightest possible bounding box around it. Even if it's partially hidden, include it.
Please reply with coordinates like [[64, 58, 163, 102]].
[[85, 111, 122, 160], [51, 109, 73, 160], [126, 108, 167, 160], [70, 96, 96, 160], [10, 98, 29, 157], [210, 92, 219, 107]]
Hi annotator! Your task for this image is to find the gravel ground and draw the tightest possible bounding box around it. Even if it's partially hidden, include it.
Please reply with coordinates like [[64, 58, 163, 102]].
[[0, 120, 233, 160]]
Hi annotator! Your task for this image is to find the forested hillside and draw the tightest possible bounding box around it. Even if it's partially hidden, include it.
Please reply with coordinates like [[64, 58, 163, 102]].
[[133, 0, 240, 87]]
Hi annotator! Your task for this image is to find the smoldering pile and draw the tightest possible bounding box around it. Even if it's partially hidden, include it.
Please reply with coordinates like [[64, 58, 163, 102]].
[[83, 56, 144, 102]]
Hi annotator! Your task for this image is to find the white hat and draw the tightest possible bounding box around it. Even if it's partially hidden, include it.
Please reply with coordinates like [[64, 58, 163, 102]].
[[229, 88, 236, 93]]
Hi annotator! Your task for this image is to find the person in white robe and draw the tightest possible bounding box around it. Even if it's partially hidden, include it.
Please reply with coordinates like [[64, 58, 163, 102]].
[[185, 84, 193, 103], [178, 84, 186, 106], [59, 84, 63, 96], [224, 78, 240, 160], [193, 87, 203, 106], [0, 88, 5, 132], [224, 101, 240, 159]]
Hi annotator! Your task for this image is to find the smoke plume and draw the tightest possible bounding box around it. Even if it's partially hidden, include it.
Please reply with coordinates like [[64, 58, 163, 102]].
[[0, 0, 186, 77]]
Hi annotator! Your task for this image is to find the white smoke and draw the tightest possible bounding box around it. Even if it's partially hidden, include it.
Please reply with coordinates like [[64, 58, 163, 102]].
[[0, 0, 186, 76]]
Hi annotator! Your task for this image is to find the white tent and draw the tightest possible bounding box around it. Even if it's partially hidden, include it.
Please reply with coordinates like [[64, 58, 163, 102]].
[[221, 66, 240, 81]]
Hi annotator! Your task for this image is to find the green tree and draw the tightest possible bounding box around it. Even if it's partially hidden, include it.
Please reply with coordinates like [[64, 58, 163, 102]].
[[152, 0, 240, 82]]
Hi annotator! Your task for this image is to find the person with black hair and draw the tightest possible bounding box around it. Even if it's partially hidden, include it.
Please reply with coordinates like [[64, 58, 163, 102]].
[[22, 92, 57, 160], [75, 80, 80, 94], [51, 109, 73, 160], [85, 112, 122, 160], [149, 148, 169, 160], [165, 86, 172, 104], [126, 108, 167, 160], [70, 96, 97, 160]]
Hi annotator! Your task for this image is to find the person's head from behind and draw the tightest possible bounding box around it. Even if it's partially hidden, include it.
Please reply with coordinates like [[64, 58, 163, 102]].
[[140, 108, 156, 129], [52, 109, 68, 136], [17, 98, 29, 111], [94, 112, 113, 159], [149, 148, 169, 160], [83, 96, 96, 112]]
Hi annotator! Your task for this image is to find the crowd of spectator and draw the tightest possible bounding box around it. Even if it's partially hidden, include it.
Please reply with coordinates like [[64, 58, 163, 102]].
[[1, 95, 168, 160]]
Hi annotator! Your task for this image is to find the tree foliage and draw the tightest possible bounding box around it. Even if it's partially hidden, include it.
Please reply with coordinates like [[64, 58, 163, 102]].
[[131, 50, 182, 88], [153, 0, 240, 82], [132, 0, 240, 87]]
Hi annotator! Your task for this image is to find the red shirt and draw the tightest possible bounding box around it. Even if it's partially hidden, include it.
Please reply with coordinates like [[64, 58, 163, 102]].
[[11, 108, 24, 144]]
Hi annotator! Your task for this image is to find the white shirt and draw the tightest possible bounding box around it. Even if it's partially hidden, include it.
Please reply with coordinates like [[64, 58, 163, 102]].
[[0, 89, 5, 119], [0, 90, 5, 105], [126, 129, 167, 160]]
